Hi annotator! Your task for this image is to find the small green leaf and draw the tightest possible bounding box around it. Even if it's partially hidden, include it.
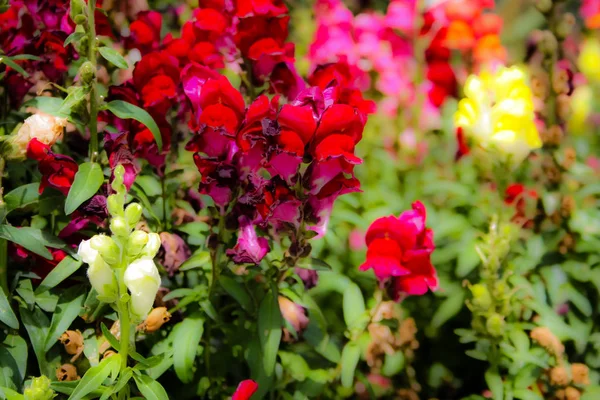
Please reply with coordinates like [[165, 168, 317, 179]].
[[0, 386, 24, 400], [23, 97, 67, 118], [65, 162, 104, 215], [58, 87, 87, 116], [431, 291, 466, 329], [100, 323, 120, 350], [4, 183, 40, 213], [340, 342, 360, 388], [219, 276, 253, 311], [64, 32, 85, 47], [179, 251, 210, 271], [171, 314, 204, 383], [68, 354, 120, 400], [0, 56, 28, 78], [342, 283, 365, 328], [296, 258, 332, 271], [258, 287, 282, 376], [0, 289, 18, 329], [19, 306, 52, 376], [133, 373, 169, 400], [98, 47, 128, 69], [36, 256, 83, 294], [105, 101, 162, 148], [0, 225, 52, 260], [485, 368, 504, 400], [44, 287, 86, 352], [0, 335, 27, 390]]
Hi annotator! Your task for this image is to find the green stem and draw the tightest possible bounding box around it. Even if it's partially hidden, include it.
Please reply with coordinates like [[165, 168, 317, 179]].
[[87, 0, 99, 162], [0, 157, 7, 295], [116, 265, 131, 399], [209, 216, 226, 297]]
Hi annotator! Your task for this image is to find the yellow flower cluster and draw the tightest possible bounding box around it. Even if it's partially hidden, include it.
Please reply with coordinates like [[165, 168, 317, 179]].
[[454, 66, 542, 165]]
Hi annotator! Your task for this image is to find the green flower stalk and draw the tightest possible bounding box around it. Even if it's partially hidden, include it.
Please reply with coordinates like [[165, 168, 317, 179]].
[[77, 164, 162, 378]]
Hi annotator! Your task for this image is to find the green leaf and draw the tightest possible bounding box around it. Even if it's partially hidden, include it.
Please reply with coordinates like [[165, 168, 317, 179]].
[[0, 225, 52, 260], [219, 276, 253, 312], [100, 323, 120, 350], [258, 287, 282, 376], [0, 289, 18, 329], [64, 32, 85, 47], [65, 162, 104, 215], [23, 97, 67, 118], [340, 342, 360, 388], [431, 291, 466, 329], [513, 389, 543, 400], [133, 373, 169, 400], [58, 87, 87, 116], [19, 306, 52, 376], [0, 386, 24, 400], [105, 101, 162, 148], [36, 256, 83, 294], [296, 258, 332, 271], [44, 287, 86, 352], [171, 314, 204, 383], [342, 283, 365, 328], [179, 251, 211, 271], [68, 354, 120, 400], [485, 368, 504, 400], [0, 56, 28, 78], [98, 47, 128, 69], [0, 335, 27, 390], [4, 183, 40, 213]]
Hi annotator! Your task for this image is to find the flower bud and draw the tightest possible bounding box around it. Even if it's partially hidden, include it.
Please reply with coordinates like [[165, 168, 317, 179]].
[[124, 258, 161, 320], [107, 194, 124, 217], [10, 113, 66, 159], [79, 239, 118, 299], [556, 13, 575, 40], [125, 203, 143, 226], [470, 284, 492, 310], [69, 0, 85, 23], [142, 233, 161, 259], [128, 230, 149, 257], [139, 307, 171, 333], [111, 164, 126, 194], [79, 61, 95, 84], [90, 235, 120, 266], [486, 314, 505, 337], [565, 387, 581, 400], [534, 0, 552, 13], [56, 364, 79, 381], [110, 216, 129, 237], [540, 31, 558, 55], [24, 376, 55, 400]]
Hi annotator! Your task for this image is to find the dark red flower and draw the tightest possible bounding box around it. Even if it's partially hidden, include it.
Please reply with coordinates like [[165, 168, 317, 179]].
[[226, 216, 269, 264], [27, 138, 78, 196], [232, 380, 258, 400], [455, 127, 470, 160], [505, 183, 538, 227], [360, 201, 438, 299], [132, 51, 180, 112], [127, 11, 162, 54], [11, 244, 67, 281]]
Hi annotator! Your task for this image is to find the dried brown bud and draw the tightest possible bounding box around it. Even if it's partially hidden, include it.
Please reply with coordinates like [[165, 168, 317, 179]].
[[398, 318, 418, 348], [560, 196, 576, 219], [571, 363, 590, 385], [531, 76, 549, 100], [565, 386, 581, 400], [550, 366, 570, 386], [542, 125, 564, 146], [56, 364, 79, 381], [562, 148, 576, 170], [139, 307, 171, 333], [530, 326, 564, 357], [557, 94, 571, 121], [59, 330, 84, 362], [102, 350, 117, 359], [10, 113, 66, 159], [559, 234, 575, 254], [553, 69, 570, 95]]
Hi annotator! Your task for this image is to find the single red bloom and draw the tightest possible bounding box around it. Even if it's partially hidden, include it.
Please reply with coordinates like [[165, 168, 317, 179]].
[[360, 201, 438, 298], [232, 380, 259, 400], [127, 11, 162, 54], [27, 138, 78, 196]]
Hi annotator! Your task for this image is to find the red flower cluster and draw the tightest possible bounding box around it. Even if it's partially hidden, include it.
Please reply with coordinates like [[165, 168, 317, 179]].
[[182, 62, 373, 263], [0, 1, 74, 106], [360, 201, 438, 300], [421, 12, 458, 108], [27, 138, 78, 196]]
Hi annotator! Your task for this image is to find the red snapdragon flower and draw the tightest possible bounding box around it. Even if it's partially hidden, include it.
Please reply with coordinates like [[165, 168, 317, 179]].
[[360, 201, 438, 299], [126, 10, 162, 55], [27, 138, 78, 196], [232, 380, 258, 400], [505, 184, 538, 227]]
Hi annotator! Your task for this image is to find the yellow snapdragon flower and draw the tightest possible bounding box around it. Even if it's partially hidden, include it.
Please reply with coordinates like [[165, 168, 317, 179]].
[[454, 66, 542, 165], [579, 38, 600, 84]]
